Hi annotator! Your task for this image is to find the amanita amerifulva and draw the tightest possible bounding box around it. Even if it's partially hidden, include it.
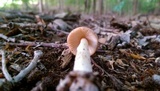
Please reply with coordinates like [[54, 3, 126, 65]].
[[67, 27, 98, 72]]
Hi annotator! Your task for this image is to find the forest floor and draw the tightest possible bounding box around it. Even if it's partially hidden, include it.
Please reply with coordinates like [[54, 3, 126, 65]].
[[0, 10, 160, 91]]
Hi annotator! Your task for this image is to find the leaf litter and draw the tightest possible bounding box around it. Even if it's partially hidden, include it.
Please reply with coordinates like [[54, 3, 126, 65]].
[[0, 10, 160, 91]]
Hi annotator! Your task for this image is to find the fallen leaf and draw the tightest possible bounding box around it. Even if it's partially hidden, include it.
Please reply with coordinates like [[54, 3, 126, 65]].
[[53, 19, 72, 31], [98, 37, 107, 44], [119, 49, 130, 56], [10, 63, 22, 72], [119, 33, 130, 43], [130, 53, 146, 60], [25, 45, 32, 55], [115, 59, 129, 67], [119, 49, 146, 60], [5, 22, 21, 36], [35, 15, 46, 25], [59, 49, 73, 69], [109, 60, 115, 70], [108, 35, 120, 50], [0, 73, 4, 78], [54, 12, 68, 19], [130, 62, 139, 73], [4, 43, 15, 52]]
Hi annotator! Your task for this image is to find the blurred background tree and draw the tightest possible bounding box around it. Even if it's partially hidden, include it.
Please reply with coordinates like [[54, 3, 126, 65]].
[[0, 0, 160, 15]]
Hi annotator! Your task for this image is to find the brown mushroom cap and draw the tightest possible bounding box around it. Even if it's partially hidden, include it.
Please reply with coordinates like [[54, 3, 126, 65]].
[[67, 27, 98, 55]]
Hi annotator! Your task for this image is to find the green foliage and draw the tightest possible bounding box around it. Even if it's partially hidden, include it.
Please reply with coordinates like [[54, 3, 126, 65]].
[[0, 0, 160, 15], [139, 0, 158, 13], [21, 0, 30, 3], [65, 0, 76, 4], [1, 1, 21, 10], [107, 0, 160, 14], [113, 0, 125, 12]]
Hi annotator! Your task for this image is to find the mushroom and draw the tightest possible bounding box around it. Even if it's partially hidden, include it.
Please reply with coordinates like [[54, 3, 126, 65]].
[[67, 27, 98, 72], [56, 71, 100, 91]]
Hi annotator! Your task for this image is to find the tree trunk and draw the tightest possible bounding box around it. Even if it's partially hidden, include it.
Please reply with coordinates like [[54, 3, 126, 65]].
[[96, 0, 104, 14], [44, 0, 49, 10], [154, 0, 160, 14], [84, 0, 91, 13], [92, 0, 96, 13], [59, 0, 64, 11], [133, 0, 138, 15], [39, 0, 43, 13]]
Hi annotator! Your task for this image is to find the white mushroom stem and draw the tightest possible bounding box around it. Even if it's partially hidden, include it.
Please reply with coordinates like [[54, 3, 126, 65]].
[[73, 38, 92, 72]]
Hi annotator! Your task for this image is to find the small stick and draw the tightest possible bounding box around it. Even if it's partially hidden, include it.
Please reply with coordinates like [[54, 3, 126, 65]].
[[0, 50, 13, 82], [13, 50, 43, 82], [0, 34, 15, 42], [0, 50, 43, 91], [0, 23, 45, 29], [0, 41, 68, 48], [1, 50, 43, 83]]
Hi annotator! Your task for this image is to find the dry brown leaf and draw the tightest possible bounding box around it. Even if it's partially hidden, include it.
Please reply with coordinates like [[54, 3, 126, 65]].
[[10, 63, 21, 72], [35, 15, 46, 25], [119, 49, 146, 60], [0, 73, 4, 78], [143, 69, 156, 76], [35, 15, 46, 35], [5, 24, 21, 36], [13, 51, 22, 55], [108, 35, 120, 50], [115, 59, 129, 67], [4, 43, 15, 51], [60, 49, 73, 69], [130, 53, 146, 60], [98, 37, 107, 44], [98, 55, 114, 69], [130, 62, 139, 73], [25, 45, 32, 55], [25, 45, 31, 51], [98, 55, 108, 61], [119, 49, 130, 56], [109, 60, 115, 70], [24, 35, 37, 41], [0, 29, 8, 34]]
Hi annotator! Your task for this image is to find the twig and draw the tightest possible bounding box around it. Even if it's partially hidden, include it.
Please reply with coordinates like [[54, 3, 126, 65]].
[[0, 41, 68, 48], [57, 30, 69, 35], [0, 22, 45, 29], [0, 34, 15, 42], [0, 50, 43, 83], [13, 50, 43, 82], [0, 34, 67, 48], [92, 23, 118, 33], [0, 50, 13, 82]]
